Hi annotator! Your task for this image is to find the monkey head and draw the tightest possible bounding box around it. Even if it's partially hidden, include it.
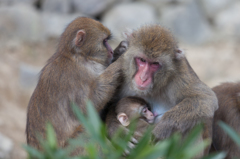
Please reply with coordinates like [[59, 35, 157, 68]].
[[122, 25, 185, 95], [58, 17, 114, 66], [116, 97, 155, 127]]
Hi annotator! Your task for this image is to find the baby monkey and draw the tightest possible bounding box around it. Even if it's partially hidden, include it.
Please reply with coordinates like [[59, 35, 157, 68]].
[[106, 96, 155, 140]]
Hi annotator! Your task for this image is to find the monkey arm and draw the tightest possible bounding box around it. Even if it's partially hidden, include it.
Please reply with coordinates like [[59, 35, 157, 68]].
[[88, 57, 123, 112], [152, 93, 217, 142]]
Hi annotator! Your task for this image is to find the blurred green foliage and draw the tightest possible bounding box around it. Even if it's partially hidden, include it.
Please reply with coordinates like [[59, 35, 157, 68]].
[[23, 101, 228, 159]]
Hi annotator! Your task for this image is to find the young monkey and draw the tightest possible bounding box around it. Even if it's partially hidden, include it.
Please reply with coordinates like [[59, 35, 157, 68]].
[[106, 96, 155, 140]]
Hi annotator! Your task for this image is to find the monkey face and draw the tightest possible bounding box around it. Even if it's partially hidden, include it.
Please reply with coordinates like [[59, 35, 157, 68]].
[[134, 56, 161, 90], [141, 106, 154, 124], [122, 25, 184, 95]]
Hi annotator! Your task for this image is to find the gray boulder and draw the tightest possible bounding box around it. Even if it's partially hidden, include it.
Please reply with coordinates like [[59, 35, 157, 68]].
[[158, 1, 213, 44], [19, 63, 41, 89], [41, 13, 85, 39], [42, 0, 71, 14], [0, 0, 37, 6], [71, 0, 118, 16], [137, 0, 191, 6], [0, 4, 44, 42], [201, 0, 236, 18], [102, 2, 158, 41], [215, 2, 240, 39], [0, 133, 13, 159]]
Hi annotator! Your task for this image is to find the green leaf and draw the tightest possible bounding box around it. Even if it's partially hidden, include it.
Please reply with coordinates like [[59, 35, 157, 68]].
[[86, 100, 101, 134], [184, 139, 210, 159], [201, 152, 226, 159], [218, 121, 240, 147], [46, 123, 57, 150], [23, 144, 44, 159]]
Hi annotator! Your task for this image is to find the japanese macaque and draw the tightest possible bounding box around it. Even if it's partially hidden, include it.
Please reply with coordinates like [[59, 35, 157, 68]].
[[104, 25, 218, 156], [26, 17, 124, 150], [212, 82, 240, 159], [106, 96, 154, 141]]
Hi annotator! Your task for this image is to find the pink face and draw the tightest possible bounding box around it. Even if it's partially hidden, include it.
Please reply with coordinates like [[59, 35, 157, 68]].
[[103, 39, 113, 63], [141, 107, 155, 124], [134, 57, 161, 90]]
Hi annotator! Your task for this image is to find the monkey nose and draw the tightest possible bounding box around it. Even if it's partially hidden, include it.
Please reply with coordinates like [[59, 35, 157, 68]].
[[140, 73, 148, 82], [140, 76, 147, 82]]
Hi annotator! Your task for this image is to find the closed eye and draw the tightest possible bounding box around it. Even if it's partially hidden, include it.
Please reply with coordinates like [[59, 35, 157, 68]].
[[151, 62, 161, 69], [140, 58, 146, 63]]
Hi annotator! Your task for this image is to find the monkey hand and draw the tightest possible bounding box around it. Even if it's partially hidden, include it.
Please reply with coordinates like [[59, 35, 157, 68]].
[[122, 129, 139, 156], [112, 41, 129, 62], [152, 111, 198, 142]]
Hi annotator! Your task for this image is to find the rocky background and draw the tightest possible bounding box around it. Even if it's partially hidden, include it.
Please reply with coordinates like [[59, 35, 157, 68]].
[[0, 0, 240, 158]]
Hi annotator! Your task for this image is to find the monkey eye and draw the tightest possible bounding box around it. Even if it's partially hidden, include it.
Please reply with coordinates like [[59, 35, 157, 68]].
[[152, 62, 159, 65], [140, 58, 146, 63], [151, 62, 161, 69], [136, 57, 146, 63]]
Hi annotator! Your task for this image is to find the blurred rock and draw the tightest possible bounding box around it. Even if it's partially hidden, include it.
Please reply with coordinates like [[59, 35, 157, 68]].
[[0, 0, 36, 6], [19, 64, 41, 88], [0, 0, 10, 5], [71, 0, 120, 16], [137, 0, 191, 6], [215, 2, 240, 39], [158, 1, 213, 44], [41, 13, 85, 39], [0, 133, 13, 159], [201, 0, 236, 18], [42, 0, 71, 14], [102, 2, 157, 41], [0, 4, 44, 42]]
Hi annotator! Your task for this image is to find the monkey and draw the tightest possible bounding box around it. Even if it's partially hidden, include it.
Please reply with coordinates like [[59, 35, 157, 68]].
[[211, 82, 240, 159], [26, 17, 125, 151], [106, 96, 155, 141], [103, 25, 218, 156]]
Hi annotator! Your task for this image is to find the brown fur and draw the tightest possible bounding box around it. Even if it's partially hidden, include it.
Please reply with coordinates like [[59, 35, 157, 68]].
[[26, 17, 122, 151], [104, 25, 218, 157], [212, 82, 240, 159], [106, 97, 151, 140]]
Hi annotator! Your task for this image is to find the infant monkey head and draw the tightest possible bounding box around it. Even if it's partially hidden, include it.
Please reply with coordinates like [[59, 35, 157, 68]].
[[116, 97, 155, 127]]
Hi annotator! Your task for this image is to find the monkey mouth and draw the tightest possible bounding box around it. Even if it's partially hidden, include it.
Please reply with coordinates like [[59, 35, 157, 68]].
[[148, 119, 155, 124], [136, 79, 151, 90]]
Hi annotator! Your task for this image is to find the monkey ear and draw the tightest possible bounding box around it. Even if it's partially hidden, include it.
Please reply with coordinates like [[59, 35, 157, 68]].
[[117, 113, 130, 127], [122, 28, 133, 39], [75, 30, 86, 47], [175, 48, 185, 60]]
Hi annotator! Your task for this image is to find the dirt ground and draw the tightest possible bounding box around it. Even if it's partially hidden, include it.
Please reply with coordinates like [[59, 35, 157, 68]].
[[0, 39, 239, 159]]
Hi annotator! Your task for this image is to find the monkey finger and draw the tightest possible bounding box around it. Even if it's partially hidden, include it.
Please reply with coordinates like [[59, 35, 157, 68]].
[[123, 149, 130, 156], [130, 137, 138, 144], [122, 142, 134, 157], [128, 141, 136, 149]]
